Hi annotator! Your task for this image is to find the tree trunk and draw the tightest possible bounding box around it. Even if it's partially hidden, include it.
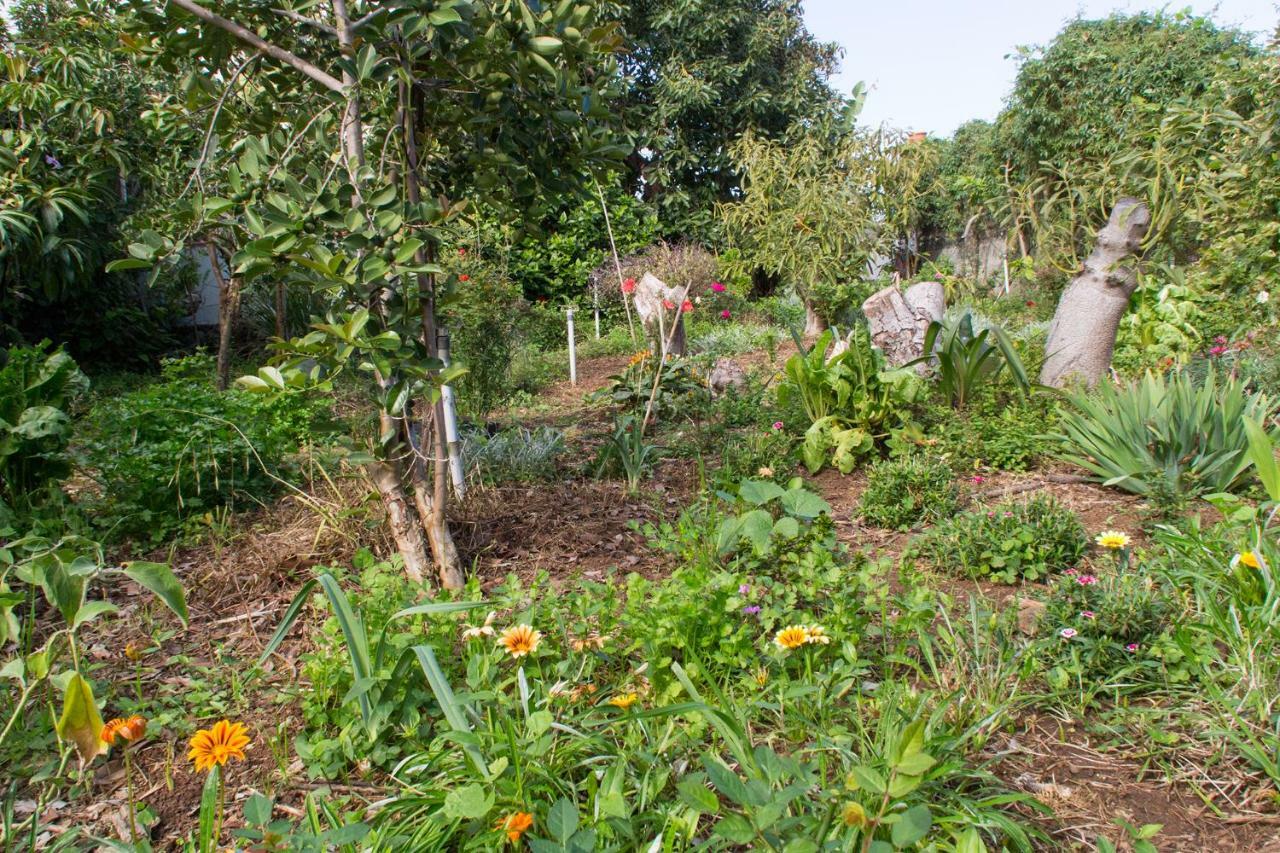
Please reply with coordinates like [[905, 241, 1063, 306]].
[[862, 280, 945, 369], [1040, 198, 1150, 388], [410, 415, 464, 589], [274, 281, 286, 339], [368, 460, 430, 584], [205, 242, 241, 391], [803, 298, 826, 337]]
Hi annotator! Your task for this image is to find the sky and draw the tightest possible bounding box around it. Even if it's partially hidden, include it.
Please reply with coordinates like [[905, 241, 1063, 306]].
[[802, 0, 1278, 137]]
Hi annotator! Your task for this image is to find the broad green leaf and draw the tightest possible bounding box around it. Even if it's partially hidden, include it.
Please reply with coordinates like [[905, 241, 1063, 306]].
[[890, 803, 932, 847], [737, 478, 786, 506], [72, 600, 119, 630], [676, 776, 719, 814], [547, 797, 578, 843], [780, 488, 831, 519], [123, 561, 188, 628], [443, 784, 492, 820]]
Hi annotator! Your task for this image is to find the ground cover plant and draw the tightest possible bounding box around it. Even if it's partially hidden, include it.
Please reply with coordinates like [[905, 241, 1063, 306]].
[[4, 2, 1280, 850]]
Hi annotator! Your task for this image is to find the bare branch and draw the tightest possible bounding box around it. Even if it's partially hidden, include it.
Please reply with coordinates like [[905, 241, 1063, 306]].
[[168, 0, 345, 93], [271, 7, 337, 37], [351, 9, 385, 31]]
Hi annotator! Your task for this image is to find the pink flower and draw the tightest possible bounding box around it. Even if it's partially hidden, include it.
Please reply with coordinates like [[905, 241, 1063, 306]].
[[711, 282, 726, 293], [1059, 628, 1077, 639], [1080, 610, 1095, 619], [720, 309, 731, 319], [1214, 335, 1228, 344], [1209, 345, 1227, 357], [1077, 574, 1099, 586], [662, 299, 675, 310], [1064, 568, 1078, 576], [1125, 643, 1139, 652], [772, 421, 784, 431], [971, 475, 986, 484], [621, 278, 636, 294]]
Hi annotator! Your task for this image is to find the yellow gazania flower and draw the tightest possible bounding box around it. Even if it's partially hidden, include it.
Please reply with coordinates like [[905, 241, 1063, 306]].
[[1095, 530, 1130, 550], [101, 715, 147, 746], [497, 811, 534, 844], [608, 692, 639, 710], [1237, 551, 1262, 569], [774, 625, 809, 651], [804, 625, 831, 645], [187, 720, 251, 773], [497, 624, 543, 658]]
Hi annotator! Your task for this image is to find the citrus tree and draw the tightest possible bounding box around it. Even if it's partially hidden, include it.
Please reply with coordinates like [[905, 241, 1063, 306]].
[[124, 0, 628, 587]]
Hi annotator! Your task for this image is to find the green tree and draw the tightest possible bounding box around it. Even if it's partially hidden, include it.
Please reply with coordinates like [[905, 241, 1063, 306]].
[[617, 0, 844, 239], [125, 0, 628, 586]]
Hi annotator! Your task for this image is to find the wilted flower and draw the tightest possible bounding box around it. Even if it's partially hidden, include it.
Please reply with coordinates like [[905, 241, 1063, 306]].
[[753, 666, 769, 687], [124, 642, 145, 662], [1235, 551, 1262, 570], [570, 632, 608, 652], [711, 282, 726, 293], [101, 716, 147, 747], [842, 801, 868, 828], [496, 812, 533, 844], [461, 611, 497, 641], [804, 625, 831, 645], [497, 624, 542, 658], [757, 466, 773, 477], [1095, 529, 1130, 550], [1059, 628, 1077, 639]]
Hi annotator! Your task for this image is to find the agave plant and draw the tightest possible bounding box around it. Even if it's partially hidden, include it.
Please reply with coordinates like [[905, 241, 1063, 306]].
[[1055, 369, 1278, 500]]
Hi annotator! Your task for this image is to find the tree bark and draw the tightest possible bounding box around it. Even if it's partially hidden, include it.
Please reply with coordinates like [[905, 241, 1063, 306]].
[[204, 242, 241, 391], [862, 280, 944, 368], [1040, 198, 1150, 388], [802, 298, 826, 336], [368, 459, 429, 583], [274, 281, 286, 339]]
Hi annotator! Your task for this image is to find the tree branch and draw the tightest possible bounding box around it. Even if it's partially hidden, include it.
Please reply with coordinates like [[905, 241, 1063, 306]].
[[168, 0, 345, 93], [271, 7, 337, 37]]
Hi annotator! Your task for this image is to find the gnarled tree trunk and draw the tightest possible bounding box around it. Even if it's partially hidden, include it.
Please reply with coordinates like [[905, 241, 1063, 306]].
[[861, 279, 945, 369], [368, 458, 430, 584], [1040, 198, 1151, 388]]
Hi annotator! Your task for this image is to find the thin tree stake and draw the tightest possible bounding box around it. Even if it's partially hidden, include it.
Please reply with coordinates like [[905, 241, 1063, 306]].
[[596, 179, 637, 344]]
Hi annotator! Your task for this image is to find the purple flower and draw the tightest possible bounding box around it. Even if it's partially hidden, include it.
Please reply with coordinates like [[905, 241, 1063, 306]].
[[1059, 628, 1077, 639], [772, 421, 784, 431], [44, 154, 61, 169], [1080, 610, 1095, 619], [1125, 643, 1139, 652], [739, 584, 750, 595], [742, 605, 761, 615]]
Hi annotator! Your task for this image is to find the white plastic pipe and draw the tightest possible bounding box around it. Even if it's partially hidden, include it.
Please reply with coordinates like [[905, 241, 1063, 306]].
[[567, 307, 577, 384], [436, 332, 466, 499]]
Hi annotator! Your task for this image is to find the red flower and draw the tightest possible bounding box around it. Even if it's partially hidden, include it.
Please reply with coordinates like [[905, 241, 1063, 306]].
[[459, 274, 470, 282], [457, 248, 467, 257], [662, 299, 675, 310], [681, 300, 693, 313], [621, 278, 636, 294]]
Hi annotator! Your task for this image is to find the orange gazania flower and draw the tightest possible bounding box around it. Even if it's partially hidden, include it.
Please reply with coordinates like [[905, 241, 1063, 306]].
[[774, 625, 809, 650], [101, 715, 147, 746], [1237, 551, 1262, 569], [497, 811, 534, 844], [187, 720, 250, 773], [497, 624, 542, 658]]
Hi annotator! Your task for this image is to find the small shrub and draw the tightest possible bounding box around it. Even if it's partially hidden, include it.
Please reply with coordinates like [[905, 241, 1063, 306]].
[[79, 354, 332, 544], [914, 392, 1057, 472], [459, 425, 565, 485], [912, 495, 1087, 583], [1037, 564, 1181, 688], [860, 455, 959, 530]]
